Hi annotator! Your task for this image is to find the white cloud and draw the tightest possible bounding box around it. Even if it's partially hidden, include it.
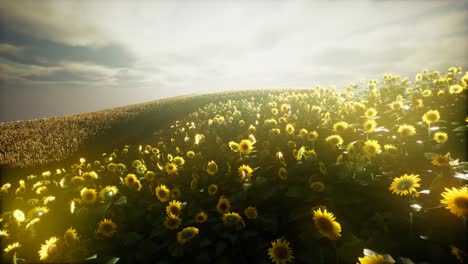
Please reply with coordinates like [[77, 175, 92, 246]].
[[0, 43, 24, 56], [1, 0, 467, 119]]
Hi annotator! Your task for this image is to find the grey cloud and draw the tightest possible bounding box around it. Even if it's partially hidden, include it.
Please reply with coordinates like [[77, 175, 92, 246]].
[[0, 31, 135, 68]]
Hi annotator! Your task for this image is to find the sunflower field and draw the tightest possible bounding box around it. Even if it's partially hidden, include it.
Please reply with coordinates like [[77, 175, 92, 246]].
[[1, 67, 467, 263]]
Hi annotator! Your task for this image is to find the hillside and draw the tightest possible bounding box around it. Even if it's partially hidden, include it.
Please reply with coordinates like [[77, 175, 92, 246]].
[[0, 68, 467, 263]]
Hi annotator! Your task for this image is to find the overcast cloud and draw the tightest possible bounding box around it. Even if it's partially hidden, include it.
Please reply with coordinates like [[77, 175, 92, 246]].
[[0, 0, 467, 122]]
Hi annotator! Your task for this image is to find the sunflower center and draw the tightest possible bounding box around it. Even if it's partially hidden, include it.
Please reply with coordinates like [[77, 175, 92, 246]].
[[170, 207, 179, 215], [127, 177, 134, 184], [317, 217, 333, 232], [220, 203, 227, 210], [396, 179, 413, 191], [102, 223, 113, 232], [242, 144, 249, 150], [86, 193, 94, 200], [158, 191, 167, 198], [182, 230, 193, 239], [454, 197, 468, 209], [47, 243, 58, 256], [273, 245, 289, 259]]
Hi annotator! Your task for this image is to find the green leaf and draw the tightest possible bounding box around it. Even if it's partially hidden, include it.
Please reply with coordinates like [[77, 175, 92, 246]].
[[104, 257, 120, 264], [95, 202, 111, 216], [113, 195, 127, 206], [397, 257, 415, 264], [452, 126, 468, 132], [423, 152, 436, 160]]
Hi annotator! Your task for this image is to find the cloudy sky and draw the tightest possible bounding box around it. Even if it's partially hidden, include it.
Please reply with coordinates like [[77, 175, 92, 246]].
[[1, 0, 467, 122]]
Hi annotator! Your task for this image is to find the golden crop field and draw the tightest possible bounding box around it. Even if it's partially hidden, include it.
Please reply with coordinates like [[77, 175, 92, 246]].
[[1, 67, 467, 263]]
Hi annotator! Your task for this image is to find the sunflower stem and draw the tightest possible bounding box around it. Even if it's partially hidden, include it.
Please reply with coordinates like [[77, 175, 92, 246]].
[[409, 211, 413, 240], [408, 196, 414, 240], [427, 123, 431, 138], [464, 216, 467, 252]]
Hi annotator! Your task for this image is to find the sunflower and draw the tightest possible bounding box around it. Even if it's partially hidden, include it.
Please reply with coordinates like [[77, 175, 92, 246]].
[[166, 200, 183, 216], [441, 186, 468, 217], [145, 171, 156, 182], [38, 236, 59, 261], [431, 153, 450, 167], [271, 108, 279, 115], [299, 128, 308, 136], [347, 143, 359, 159], [270, 128, 281, 136], [311, 105, 322, 114], [238, 164, 253, 181], [171, 187, 182, 199], [390, 101, 403, 111], [0, 229, 10, 238], [227, 142, 238, 153], [358, 254, 395, 264], [365, 108, 377, 119], [80, 188, 97, 204], [362, 140, 381, 157], [216, 196, 231, 214], [222, 212, 244, 227], [164, 214, 182, 230], [389, 174, 421, 197], [384, 144, 398, 153], [131, 180, 142, 191], [132, 160, 142, 168], [312, 208, 342, 240], [166, 163, 178, 175], [186, 150, 196, 159], [267, 239, 294, 264], [307, 131, 319, 142], [190, 178, 199, 191], [177, 227, 199, 245], [410, 99, 423, 110], [309, 181, 326, 192], [278, 167, 288, 181], [97, 219, 117, 238], [206, 160, 219, 175], [449, 84, 463, 94], [99, 186, 118, 201], [106, 162, 117, 172], [194, 211, 208, 224], [71, 176, 85, 185], [333, 121, 348, 134], [319, 161, 327, 175], [4, 242, 21, 254], [244, 206, 258, 220], [433, 132, 448, 143], [397, 124, 416, 137], [208, 184, 218, 196], [64, 227, 79, 245], [173, 156, 185, 166], [82, 171, 98, 181], [26, 206, 49, 218], [422, 110, 440, 125], [124, 174, 138, 187], [325, 135, 344, 147], [238, 139, 253, 155], [363, 120, 377, 133], [136, 164, 147, 175], [155, 185, 171, 202], [422, 89, 432, 97], [285, 123, 295, 135]]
